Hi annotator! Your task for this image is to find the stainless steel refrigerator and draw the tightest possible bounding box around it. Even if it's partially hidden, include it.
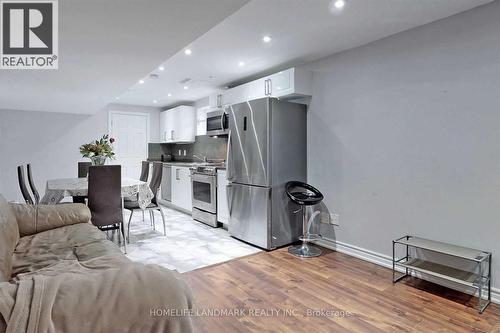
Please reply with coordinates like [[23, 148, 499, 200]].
[[226, 97, 307, 250]]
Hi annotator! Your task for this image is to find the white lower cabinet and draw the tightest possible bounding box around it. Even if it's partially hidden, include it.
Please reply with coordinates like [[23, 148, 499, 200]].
[[216, 170, 229, 224], [171, 166, 192, 211]]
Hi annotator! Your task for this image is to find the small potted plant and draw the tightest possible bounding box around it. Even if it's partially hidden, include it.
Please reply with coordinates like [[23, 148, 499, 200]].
[[80, 134, 115, 166]]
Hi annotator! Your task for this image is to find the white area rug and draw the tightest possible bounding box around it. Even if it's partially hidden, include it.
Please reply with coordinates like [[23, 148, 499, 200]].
[[124, 206, 261, 273]]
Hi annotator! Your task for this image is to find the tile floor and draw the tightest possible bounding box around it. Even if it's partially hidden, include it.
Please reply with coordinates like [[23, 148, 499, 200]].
[[123, 206, 261, 273]]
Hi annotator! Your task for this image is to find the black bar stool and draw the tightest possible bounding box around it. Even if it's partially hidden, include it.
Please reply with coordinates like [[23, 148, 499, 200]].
[[286, 181, 324, 258]]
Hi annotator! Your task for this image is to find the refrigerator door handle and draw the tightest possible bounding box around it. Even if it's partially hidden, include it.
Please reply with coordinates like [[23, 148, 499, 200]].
[[226, 129, 235, 181], [226, 183, 233, 215]]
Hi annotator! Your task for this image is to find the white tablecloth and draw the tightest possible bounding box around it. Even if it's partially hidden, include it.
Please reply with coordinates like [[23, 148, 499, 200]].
[[40, 177, 153, 210]]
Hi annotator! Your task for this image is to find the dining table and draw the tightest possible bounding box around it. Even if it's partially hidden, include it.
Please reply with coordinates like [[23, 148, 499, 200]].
[[40, 177, 154, 209]]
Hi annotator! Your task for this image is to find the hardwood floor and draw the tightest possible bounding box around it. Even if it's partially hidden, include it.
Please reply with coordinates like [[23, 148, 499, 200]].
[[183, 247, 500, 333]]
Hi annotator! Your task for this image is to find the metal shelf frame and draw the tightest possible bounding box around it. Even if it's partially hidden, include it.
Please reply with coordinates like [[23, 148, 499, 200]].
[[392, 235, 492, 314]]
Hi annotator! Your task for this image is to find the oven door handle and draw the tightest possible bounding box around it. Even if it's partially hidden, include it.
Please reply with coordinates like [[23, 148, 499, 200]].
[[191, 173, 215, 182]]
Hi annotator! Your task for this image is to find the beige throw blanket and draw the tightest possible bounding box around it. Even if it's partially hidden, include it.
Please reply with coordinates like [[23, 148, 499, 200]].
[[0, 258, 193, 333]]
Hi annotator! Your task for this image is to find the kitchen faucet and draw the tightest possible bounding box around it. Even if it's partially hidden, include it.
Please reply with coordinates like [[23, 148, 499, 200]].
[[193, 154, 207, 162]]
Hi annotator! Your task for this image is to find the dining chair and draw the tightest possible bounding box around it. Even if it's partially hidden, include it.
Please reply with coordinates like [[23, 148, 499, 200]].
[[87, 165, 127, 253], [125, 162, 166, 242], [17, 165, 34, 205], [125, 161, 150, 220], [78, 162, 92, 177], [140, 161, 150, 182], [26, 164, 41, 205], [73, 162, 92, 204]]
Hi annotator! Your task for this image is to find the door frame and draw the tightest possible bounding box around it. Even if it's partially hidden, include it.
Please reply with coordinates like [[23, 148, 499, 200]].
[[108, 110, 151, 143]]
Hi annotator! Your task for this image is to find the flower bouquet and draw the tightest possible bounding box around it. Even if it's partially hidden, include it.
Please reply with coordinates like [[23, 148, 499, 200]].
[[79, 134, 115, 165]]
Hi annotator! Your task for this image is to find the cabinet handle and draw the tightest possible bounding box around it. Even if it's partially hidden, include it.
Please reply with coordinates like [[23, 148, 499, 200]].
[[171, 130, 174, 140], [264, 79, 268, 95], [268, 79, 272, 95]]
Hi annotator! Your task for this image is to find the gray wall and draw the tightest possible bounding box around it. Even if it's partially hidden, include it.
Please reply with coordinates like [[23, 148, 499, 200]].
[[303, 1, 500, 290], [0, 104, 160, 202]]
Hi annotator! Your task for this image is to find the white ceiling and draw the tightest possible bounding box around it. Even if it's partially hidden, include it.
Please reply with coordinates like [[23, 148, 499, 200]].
[[0, 0, 493, 113], [0, 0, 248, 114], [117, 0, 493, 108]]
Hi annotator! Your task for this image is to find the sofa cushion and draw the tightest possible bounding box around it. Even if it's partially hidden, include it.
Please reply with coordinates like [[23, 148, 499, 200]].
[[12, 223, 127, 279], [0, 195, 20, 282], [11, 202, 91, 237]]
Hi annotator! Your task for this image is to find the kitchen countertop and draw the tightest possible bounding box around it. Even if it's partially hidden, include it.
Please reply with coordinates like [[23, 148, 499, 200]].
[[146, 160, 226, 169]]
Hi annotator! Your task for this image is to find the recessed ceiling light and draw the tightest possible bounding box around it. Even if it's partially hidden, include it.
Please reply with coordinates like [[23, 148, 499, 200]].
[[333, 0, 346, 9], [238, 61, 245, 67], [167, 93, 172, 97], [262, 35, 272, 43], [158, 66, 164, 71], [153, 100, 158, 104], [115, 96, 119, 100], [139, 79, 145, 84], [184, 49, 192, 55], [183, 86, 189, 90]]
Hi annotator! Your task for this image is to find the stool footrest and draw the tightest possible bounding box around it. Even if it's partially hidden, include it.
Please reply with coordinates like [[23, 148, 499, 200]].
[[299, 234, 321, 242]]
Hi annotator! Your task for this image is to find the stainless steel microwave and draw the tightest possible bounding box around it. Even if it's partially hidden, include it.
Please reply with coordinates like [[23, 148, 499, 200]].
[[206, 109, 229, 136]]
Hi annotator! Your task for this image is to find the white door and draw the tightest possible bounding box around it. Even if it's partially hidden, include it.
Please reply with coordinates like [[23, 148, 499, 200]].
[[109, 111, 150, 179]]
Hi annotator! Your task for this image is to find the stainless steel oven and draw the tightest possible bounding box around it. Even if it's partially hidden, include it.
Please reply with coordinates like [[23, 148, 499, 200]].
[[206, 109, 229, 136], [190, 166, 219, 227]]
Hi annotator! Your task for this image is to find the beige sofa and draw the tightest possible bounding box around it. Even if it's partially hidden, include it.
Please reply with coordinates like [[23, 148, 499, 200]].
[[0, 195, 193, 333]]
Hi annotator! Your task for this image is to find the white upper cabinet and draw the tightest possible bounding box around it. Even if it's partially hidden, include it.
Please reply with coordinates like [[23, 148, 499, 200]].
[[208, 92, 223, 109], [267, 70, 293, 96], [159, 111, 167, 143], [220, 83, 248, 107], [220, 67, 311, 106], [159, 105, 196, 143], [247, 77, 267, 101], [196, 106, 208, 136]]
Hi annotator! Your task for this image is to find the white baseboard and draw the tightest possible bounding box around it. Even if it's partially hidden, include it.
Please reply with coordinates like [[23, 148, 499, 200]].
[[314, 238, 500, 305]]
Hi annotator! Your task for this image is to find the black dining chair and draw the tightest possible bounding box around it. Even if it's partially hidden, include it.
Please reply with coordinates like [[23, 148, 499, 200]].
[[125, 162, 166, 242], [26, 164, 41, 205], [140, 161, 150, 182], [78, 162, 92, 178], [73, 162, 92, 204], [87, 165, 126, 253], [17, 165, 34, 205]]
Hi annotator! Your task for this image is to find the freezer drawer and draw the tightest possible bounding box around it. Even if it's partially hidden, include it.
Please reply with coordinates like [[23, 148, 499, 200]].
[[228, 183, 271, 249]]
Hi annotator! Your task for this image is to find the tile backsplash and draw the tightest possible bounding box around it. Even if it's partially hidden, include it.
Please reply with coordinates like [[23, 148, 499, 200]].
[[148, 135, 228, 162]]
